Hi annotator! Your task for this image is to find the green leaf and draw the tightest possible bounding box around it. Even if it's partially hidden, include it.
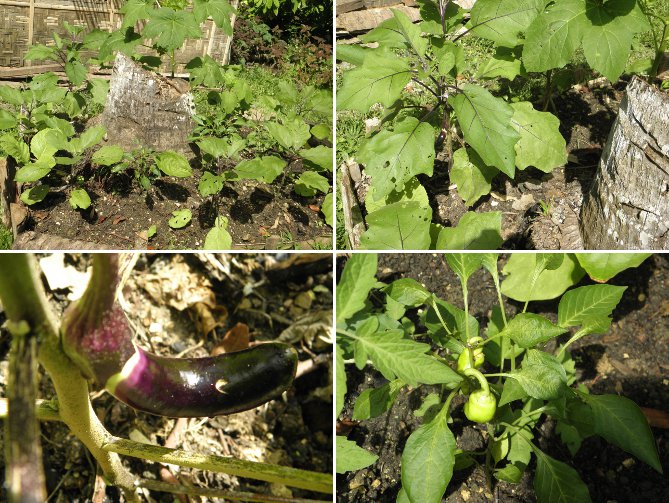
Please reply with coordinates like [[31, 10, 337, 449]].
[[294, 171, 330, 197], [299, 145, 333, 172], [450, 148, 498, 206], [336, 436, 378, 473], [0, 135, 30, 165], [449, 84, 519, 177], [558, 284, 627, 329], [523, 0, 588, 73], [337, 254, 378, 324], [197, 136, 245, 159], [336, 44, 374, 66], [336, 345, 346, 417], [501, 313, 567, 348], [74, 125, 107, 154], [168, 209, 192, 229], [358, 117, 435, 199], [0, 86, 23, 106], [352, 329, 463, 387], [203, 216, 232, 250], [69, 188, 91, 210], [192, 0, 235, 35], [510, 102, 567, 173], [436, 211, 503, 250], [198, 171, 225, 197], [584, 394, 662, 473], [477, 46, 524, 80], [266, 119, 311, 151], [499, 377, 528, 407], [322, 192, 333, 227], [142, 8, 202, 52], [234, 156, 286, 184], [24, 44, 58, 61], [511, 357, 566, 400], [470, 0, 545, 46], [155, 151, 192, 178], [384, 278, 430, 307], [14, 157, 56, 182], [581, 0, 650, 82], [353, 379, 404, 420], [147, 225, 157, 238], [501, 254, 586, 302], [31, 128, 68, 159], [533, 449, 592, 503], [360, 201, 432, 250], [120, 0, 152, 28], [575, 253, 652, 282], [445, 253, 483, 283], [422, 297, 478, 347], [65, 60, 88, 87], [0, 109, 17, 130], [88, 78, 110, 106], [362, 9, 428, 57], [20, 184, 49, 205], [401, 410, 455, 503], [92, 145, 125, 166], [337, 54, 412, 112], [310, 123, 331, 141]]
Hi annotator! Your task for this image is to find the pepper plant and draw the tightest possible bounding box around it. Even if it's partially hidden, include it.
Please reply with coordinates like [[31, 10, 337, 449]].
[[0, 253, 332, 501], [336, 0, 656, 249], [336, 252, 662, 503]]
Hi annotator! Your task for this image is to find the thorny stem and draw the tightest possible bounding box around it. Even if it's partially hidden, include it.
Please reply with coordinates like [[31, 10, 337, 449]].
[[0, 254, 139, 502]]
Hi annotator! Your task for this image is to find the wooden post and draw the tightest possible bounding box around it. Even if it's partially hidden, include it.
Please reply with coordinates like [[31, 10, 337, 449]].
[[580, 77, 669, 249]]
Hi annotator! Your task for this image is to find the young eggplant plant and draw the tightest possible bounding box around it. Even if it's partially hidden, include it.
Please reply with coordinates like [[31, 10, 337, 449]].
[[61, 254, 298, 417]]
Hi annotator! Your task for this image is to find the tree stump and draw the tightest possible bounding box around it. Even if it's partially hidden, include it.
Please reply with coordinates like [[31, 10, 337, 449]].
[[580, 77, 669, 249], [100, 53, 195, 155]]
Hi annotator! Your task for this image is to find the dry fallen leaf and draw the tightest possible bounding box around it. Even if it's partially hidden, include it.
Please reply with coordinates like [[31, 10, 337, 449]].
[[212, 323, 250, 355]]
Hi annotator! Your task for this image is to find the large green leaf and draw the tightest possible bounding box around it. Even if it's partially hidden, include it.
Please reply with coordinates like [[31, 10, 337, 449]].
[[336, 254, 378, 324], [294, 171, 330, 197], [359, 201, 432, 250], [352, 329, 463, 387], [523, 0, 588, 73], [92, 145, 124, 166], [337, 54, 412, 112], [0, 109, 17, 130], [234, 156, 286, 183], [299, 145, 333, 172], [14, 157, 56, 182], [450, 148, 498, 206], [445, 253, 483, 284], [363, 9, 427, 56], [358, 117, 435, 199], [449, 84, 519, 176], [470, 0, 545, 46], [352, 379, 404, 420], [203, 216, 232, 250], [510, 102, 566, 172], [436, 211, 503, 250], [384, 278, 431, 307], [558, 284, 627, 328], [401, 410, 456, 503], [266, 119, 311, 151], [142, 8, 202, 51], [192, 0, 235, 35], [65, 60, 87, 87], [31, 128, 68, 159], [533, 449, 592, 503], [477, 46, 524, 80], [0, 86, 24, 106], [501, 313, 567, 348], [0, 135, 30, 165], [585, 394, 662, 473], [155, 151, 192, 178], [69, 188, 91, 210], [501, 254, 585, 302], [511, 361, 565, 400], [336, 437, 378, 473], [575, 253, 651, 282], [20, 184, 49, 205]]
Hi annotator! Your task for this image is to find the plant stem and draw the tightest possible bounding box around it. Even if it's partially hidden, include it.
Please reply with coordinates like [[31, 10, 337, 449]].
[[102, 437, 333, 494], [463, 368, 490, 394], [430, 297, 453, 336], [556, 327, 589, 359], [0, 399, 61, 422], [0, 254, 139, 502]]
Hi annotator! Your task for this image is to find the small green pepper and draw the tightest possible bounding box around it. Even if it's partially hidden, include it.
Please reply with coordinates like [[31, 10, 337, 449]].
[[464, 389, 497, 423], [457, 347, 484, 371]]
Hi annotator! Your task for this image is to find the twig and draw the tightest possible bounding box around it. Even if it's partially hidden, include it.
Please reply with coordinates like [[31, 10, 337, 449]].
[[102, 436, 333, 494], [137, 479, 331, 503]]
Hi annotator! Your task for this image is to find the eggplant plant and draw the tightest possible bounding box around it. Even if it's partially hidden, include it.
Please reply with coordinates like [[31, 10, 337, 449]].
[[336, 253, 663, 503], [0, 253, 332, 502]]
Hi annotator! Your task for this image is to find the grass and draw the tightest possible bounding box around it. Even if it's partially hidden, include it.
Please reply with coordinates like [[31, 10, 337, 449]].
[[0, 223, 13, 250]]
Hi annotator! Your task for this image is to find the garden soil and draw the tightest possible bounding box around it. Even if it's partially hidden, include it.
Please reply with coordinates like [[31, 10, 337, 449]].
[[337, 253, 669, 502], [19, 167, 331, 250], [0, 253, 333, 502]]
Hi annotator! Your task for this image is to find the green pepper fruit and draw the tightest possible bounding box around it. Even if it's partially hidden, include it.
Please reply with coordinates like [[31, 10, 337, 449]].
[[464, 389, 497, 423], [457, 347, 484, 372]]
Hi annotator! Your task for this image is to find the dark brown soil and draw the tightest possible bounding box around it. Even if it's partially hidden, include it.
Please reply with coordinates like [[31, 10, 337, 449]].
[[0, 253, 333, 501], [21, 166, 331, 250], [337, 253, 669, 502], [429, 81, 626, 250]]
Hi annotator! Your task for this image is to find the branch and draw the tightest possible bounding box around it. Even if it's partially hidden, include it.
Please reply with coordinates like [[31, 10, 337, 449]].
[[102, 437, 333, 494]]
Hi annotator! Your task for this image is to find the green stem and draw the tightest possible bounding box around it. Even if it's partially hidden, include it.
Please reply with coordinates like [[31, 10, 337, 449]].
[[556, 327, 589, 359], [0, 254, 139, 502], [430, 297, 453, 336], [463, 368, 490, 394], [102, 437, 333, 494]]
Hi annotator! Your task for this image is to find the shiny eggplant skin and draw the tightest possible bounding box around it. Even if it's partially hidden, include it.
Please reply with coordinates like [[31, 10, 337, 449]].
[[106, 342, 298, 418]]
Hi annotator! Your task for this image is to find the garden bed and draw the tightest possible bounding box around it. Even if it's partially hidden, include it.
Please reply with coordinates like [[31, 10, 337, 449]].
[[337, 253, 669, 502]]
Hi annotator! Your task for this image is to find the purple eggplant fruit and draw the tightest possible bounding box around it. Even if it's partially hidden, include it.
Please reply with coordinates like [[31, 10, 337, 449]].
[[61, 254, 298, 418]]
